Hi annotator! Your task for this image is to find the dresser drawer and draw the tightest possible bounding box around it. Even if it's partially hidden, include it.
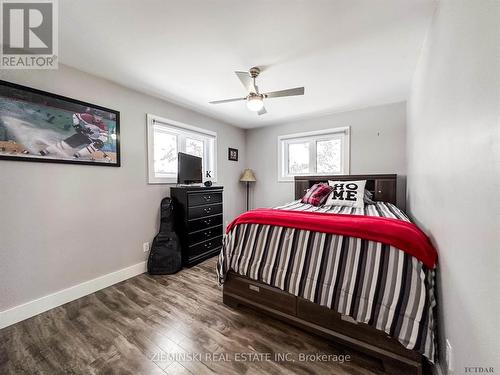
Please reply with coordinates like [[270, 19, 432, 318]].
[[188, 192, 222, 207], [188, 214, 223, 232], [188, 225, 223, 246], [224, 274, 296, 315], [189, 236, 223, 257], [188, 203, 222, 219]]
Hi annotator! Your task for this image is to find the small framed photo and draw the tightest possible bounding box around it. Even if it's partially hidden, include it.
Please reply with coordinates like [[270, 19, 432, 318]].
[[228, 147, 238, 161]]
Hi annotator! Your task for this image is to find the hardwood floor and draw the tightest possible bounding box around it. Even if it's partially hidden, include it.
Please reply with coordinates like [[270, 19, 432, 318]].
[[0, 257, 390, 374]]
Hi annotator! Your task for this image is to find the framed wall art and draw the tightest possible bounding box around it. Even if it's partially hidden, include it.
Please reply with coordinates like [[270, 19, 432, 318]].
[[228, 147, 238, 161], [0, 80, 120, 167]]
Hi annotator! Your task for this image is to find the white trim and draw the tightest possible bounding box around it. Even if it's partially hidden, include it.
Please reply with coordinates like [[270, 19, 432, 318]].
[[277, 126, 351, 182], [148, 114, 217, 137], [146, 114, 218, 184], [0, 261, 147, 329], [277, 126, 350, 141]]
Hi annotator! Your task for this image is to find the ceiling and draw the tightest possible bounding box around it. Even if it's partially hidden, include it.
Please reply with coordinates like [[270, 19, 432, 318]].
[[59, 0, 435, 129]]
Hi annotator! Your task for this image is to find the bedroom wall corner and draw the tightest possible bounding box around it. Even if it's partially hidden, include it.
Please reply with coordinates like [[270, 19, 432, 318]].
[[406, 0, 500, 373], [0, 65, 246, 321], [245, 102, 408, 209]]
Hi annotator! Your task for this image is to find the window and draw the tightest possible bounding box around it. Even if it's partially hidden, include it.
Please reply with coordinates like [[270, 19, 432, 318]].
[[278, 127, 350, 181], [147, 114, 217, 183], [288, 142, 310, 174]]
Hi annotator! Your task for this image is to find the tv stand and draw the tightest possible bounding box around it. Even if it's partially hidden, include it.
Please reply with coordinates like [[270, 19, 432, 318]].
[[170, 186, 223, 267]]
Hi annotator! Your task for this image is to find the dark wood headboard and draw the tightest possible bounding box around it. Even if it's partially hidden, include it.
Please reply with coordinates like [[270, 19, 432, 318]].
[[294, 174, 398, 207]]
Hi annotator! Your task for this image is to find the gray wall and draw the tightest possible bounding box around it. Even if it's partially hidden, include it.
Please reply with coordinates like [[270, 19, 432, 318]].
[[245, 102, 407, 209], [0, 65, 246, 311], [406, 0, 499, 373]]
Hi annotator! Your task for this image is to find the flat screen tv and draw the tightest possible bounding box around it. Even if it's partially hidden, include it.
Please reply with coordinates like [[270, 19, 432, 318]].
[[177, 152, 202, 184]]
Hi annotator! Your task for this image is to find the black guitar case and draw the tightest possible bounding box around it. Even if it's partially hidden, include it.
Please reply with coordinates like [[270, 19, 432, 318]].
[[147, 197, 182, 275]]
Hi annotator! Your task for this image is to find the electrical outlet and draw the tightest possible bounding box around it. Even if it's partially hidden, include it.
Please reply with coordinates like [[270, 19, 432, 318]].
[[446, 339, 454, 372], [143, 242, 150, 253]]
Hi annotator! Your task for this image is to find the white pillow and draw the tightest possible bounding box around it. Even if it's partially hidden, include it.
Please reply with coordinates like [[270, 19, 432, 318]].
[[324, 180, 366, 208]]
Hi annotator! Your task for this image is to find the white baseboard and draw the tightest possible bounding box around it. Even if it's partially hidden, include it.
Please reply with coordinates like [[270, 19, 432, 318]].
[[0, 261, 147, 329]]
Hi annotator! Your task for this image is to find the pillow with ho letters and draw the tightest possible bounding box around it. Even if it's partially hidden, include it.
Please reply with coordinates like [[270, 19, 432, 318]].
[[324, 180, 366, 208]]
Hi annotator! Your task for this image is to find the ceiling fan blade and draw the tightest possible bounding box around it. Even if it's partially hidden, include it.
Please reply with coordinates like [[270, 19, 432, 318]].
[[209, 97, 246, 104], [263, 87, 305, 98], [235, 71, 256, 93], [257, 107, 267, 116]]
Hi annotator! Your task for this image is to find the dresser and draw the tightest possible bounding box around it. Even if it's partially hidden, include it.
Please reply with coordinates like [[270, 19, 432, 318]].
[[170, 186, 224, 267]]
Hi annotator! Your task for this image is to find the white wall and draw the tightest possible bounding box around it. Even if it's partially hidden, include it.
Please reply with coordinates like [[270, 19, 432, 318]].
[[245, 102, 407, 209], [0, 65, 246, 312], [406, 1, 500, 373]]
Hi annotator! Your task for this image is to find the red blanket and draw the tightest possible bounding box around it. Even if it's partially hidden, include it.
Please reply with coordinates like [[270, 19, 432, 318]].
[[226, 209, 437, 268]]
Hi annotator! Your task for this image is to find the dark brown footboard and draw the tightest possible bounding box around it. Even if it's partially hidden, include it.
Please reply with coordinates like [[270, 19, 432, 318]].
[[223, 272, 423, 375]]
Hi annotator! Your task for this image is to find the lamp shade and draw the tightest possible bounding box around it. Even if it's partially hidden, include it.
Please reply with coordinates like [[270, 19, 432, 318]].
[[246, 96, 264, 112], [240, 169, 256, 182]]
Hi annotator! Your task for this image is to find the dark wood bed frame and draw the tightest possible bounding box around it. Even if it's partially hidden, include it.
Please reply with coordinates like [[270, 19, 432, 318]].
[[223, 174, 424, 375]]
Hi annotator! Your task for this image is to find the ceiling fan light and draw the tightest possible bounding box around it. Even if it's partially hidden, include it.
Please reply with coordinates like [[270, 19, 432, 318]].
[[246, 95, 264, 112]]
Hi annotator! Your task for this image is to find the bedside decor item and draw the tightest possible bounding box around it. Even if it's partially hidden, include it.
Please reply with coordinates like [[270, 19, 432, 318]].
[[147, 197, 182, 275], [240, 169, 256, 211], [228, 147, 238, 161], [0, 80, 120, 166]]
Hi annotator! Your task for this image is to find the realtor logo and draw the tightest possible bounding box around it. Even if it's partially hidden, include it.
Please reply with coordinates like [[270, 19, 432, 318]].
[[1, 0, 58, 69]]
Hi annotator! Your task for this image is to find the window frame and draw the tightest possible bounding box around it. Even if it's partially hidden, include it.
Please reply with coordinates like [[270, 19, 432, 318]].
[[147, 114, 217, 184], [277, 126, 350, 182]]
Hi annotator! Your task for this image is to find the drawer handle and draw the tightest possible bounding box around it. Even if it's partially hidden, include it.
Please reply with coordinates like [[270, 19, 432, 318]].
[[249, 285, 260, 292], [204, 242, 212, 248], [204, 219, 212, 225], [378, 190, 382, 194], [204, 231, 212, 237], [204, 207, 212, 213], [203, 195, 211, 201]]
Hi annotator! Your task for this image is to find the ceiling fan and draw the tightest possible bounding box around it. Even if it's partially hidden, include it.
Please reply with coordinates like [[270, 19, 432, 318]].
[[209, 67, 305, 115]]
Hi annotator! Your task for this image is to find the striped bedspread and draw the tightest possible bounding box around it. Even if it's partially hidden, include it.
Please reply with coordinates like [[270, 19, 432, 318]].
[[217, 201, 436, 362]]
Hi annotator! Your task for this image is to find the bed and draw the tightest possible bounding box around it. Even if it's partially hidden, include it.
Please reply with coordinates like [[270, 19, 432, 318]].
[[217, 174, 436, 375]]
